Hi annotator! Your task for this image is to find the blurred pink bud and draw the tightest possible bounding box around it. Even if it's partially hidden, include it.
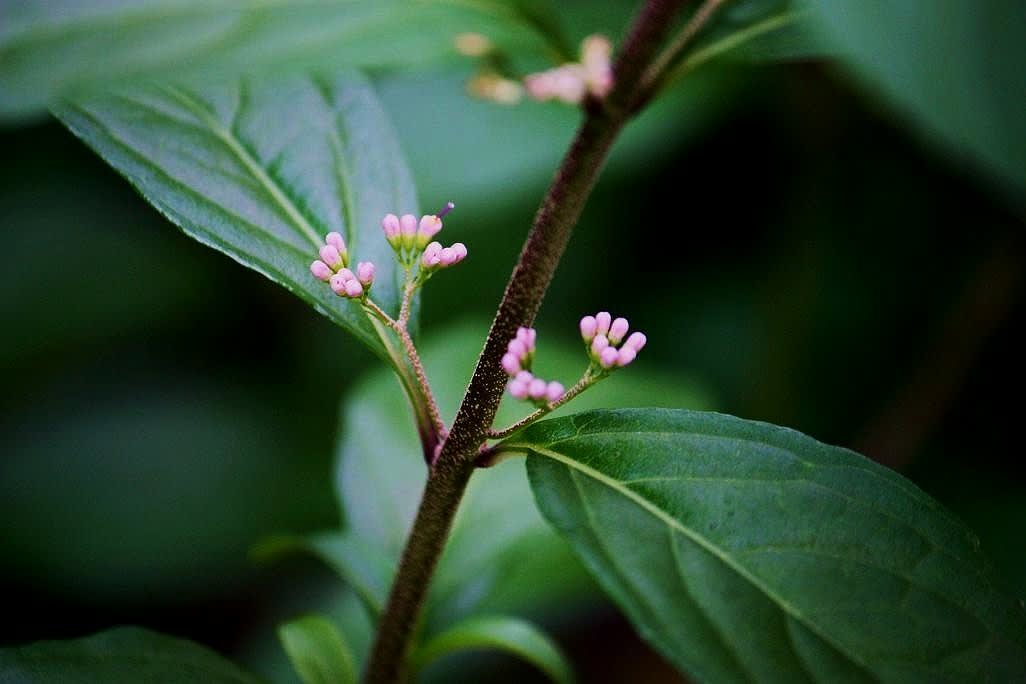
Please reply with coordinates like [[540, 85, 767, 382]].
[[516, 327, 537, 350], [325, 231, 346, 251], [310, 260, 332, 281], [581, 35, 614, 97], [382, 213, 401, 242], [515, 371, 534, 383], [524, 72, 554, 100], [507, 339, 528, 359], [624, 331, 647, 352], [344, 279, 364, 298], [329, 272, 348, 294], [337, 268, 355, 282], [509, 380, 530, 400], [617, 346, 637, 367], [599, 346, 619, 369], [438, 247, 456, 266], [501, 353, 521, 375], [422, 241, 443, 267], [319, 244, 343, 269], [418, 215, 443, 240], [609, 317, 629, 344], [591, 334, 609, 356], [356, 261, 375, 287], [551, 65, 588, 104], [400, 214, 417, 238], [546, 381, 565, 402], [579, 316, 597, 342], [450, 242, 468, 263], [528, 378, 548, 400], [595, 312, 611, 336]]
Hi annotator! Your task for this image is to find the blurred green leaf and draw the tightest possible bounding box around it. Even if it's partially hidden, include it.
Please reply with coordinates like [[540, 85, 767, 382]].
[[510, 408, 1026, 682], [54, 71, 417, 361], [335, 321, 713, 632], [807, 0, 1026, 199], [278, 615, 357, 684], [411, 615, 574, 683], [0, 627, 259, 683], [0, 0, 557, 120]]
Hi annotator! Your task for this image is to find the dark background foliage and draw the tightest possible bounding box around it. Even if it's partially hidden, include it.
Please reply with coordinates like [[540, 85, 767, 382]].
[[1, 2, 1023, 681]]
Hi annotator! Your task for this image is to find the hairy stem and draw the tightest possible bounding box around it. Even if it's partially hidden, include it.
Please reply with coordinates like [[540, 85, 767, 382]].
[[485, 371, 598, 440], [363, 2, 686, 681]]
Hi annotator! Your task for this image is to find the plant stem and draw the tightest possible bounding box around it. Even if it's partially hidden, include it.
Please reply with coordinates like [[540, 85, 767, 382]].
[[363, 2, 686, 681], [485, 371, 598, 440]]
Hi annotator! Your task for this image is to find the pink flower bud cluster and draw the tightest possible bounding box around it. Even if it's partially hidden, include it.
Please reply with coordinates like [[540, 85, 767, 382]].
[[580, 312, 646, 369], [381, 203, 466, 272], [525, 34, 614, 105], [311, 232, 375, 299], [501, 327, 565, 404]]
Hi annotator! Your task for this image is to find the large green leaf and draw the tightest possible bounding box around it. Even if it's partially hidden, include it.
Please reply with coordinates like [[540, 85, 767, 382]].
[[807, 0, 1026, 199], [411, 615, 574, 683], [0, 0, 559, 120], [335, 322, 714, 632], [0, 627, 259, 683], [279, 615, 358, 684], [54, 71, 417, 360], [508, 408, 1026, 682]]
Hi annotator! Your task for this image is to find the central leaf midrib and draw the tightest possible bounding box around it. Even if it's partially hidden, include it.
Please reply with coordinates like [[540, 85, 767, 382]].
[[160, 84, 323, 248], [516, 441, 875, 676]]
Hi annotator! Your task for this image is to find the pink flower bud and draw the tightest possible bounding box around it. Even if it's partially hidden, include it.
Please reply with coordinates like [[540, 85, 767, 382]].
[[515, 370, 534, 383], [450, 242, 467, 262], [418, 215, 443, 240], [400, 213, 417, 249], [422, 241, 442, 267], [595, 312, 611, 336], [337, 268, 355, 282], [356, 261, 375, 287], [546, 381, 565, 402], [528, 378, 548, 400], [310, 260, 332, 281], [344, 279, 364, 298], [509, 380, 530, 400], [599, 346, 619, 369], [579, 315, 597, 342], [501, 353, 521, 376], [624, 331, 647, 352], [524, 72, 555, 100], [552, 65, 588, 104], [329, 272, 348, 295], [325, 231, 346, 251], [319, 244, 343, 269], [516, 327, 537, 351], [581, 35, 613, 97], [438, 247, 456, 266], [591, 334, 609, 356], [382, 213, 401, 244], [507, 338, 528, 359], [617, 346, 637, 367], [609, 317, 629, 345]]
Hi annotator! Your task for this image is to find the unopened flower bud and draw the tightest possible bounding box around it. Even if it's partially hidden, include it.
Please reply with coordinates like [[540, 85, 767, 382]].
[[624, 331, 647, 352], [507, 339, 528, 358], [344, 279, 364, 298], [325, 231, 346, 252], [516, 327, 537, 351], [417, 214, 443, 248], [319, 244, 343, 269], [599, 346, 619, 369], [617, 346, 637, 367], [581, 35, 614, 98], [579, 315, 597, 342], [501, 353, 521, 376], [609, 317, 629, 345], [329, 272, 349, 295], [509, 379, 530, 400], [595, 312, 611, 336], [422, 241, 443, 267], [591, 335, 609, 357], [356, 261, 375, 287], [546, 381, 565, 402], [515, 371, 533, 384], [400, 214, 417, 249], [310, 260, 332, 281], [528, 378, 548, 400], [382, 214, 401, 247]]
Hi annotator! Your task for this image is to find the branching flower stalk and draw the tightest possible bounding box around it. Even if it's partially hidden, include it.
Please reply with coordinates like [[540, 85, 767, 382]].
[[365, 1, 694, 681]]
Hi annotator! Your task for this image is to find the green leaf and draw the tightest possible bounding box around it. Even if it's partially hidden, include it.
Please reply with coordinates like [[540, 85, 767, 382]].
[[411, 615, 574, 684], [278, 615, 357, 684], [334, 321, 714, 631], [509, 408, 1026, 682], [0, 626, 259, 683], [807, 0, 1026, 199], [54, 71, 417, 360], [0, 0, 557, 120], [253, 531, 394, 618]]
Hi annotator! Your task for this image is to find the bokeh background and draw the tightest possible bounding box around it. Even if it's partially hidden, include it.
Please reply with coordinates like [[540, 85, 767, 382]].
[[2, 1, 1024, 681]]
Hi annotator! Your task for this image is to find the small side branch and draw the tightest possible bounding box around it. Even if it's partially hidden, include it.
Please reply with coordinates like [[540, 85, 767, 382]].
[[486, 372, 598, 440]]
